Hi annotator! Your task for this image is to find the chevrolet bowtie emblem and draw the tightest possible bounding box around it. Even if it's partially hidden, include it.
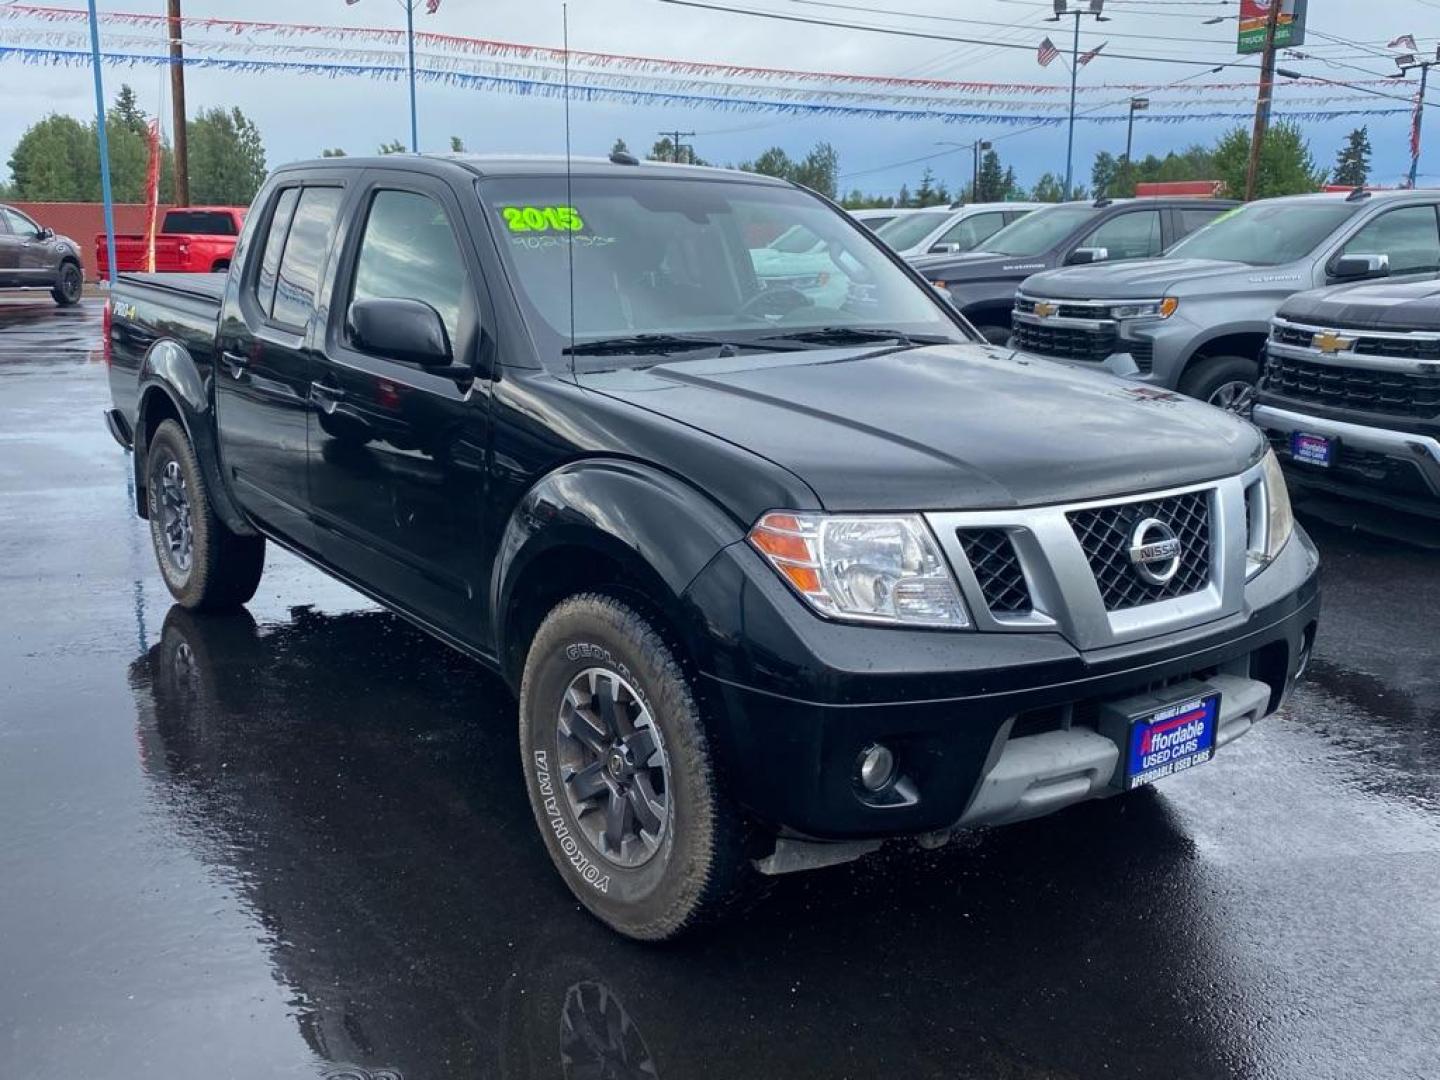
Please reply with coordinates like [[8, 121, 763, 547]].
[[1032, 301, 1057, 318], [1312, 330, 1356, 354]]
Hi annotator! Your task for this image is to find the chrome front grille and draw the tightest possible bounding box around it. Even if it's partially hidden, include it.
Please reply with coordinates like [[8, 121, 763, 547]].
[[1067, 491, 1212, 612], [1262, 353, 1440, 419], [926, 471, 1249, 651]]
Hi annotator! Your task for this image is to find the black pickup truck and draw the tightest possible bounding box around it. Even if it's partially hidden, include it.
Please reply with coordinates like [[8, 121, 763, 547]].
[[1254, 276, 1440, 518], [104, 154, 1319, 940]]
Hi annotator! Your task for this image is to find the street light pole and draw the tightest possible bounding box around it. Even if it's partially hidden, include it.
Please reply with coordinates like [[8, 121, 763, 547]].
[[1051, 1, 1108, 202], [86, 0, 117, 287], [1396, 48, 1439, 188], [405, 0, 419, 152], [1124, 96, 1148, 164]]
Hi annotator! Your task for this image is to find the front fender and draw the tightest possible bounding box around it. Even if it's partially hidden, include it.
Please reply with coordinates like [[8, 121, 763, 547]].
[[135, 339, 255, 536], [491, 458, 747, 672]]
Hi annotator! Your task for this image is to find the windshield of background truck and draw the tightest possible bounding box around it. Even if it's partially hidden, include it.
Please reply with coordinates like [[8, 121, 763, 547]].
[[978, 204, 1100, 257], [482, 176, 966, 366], [1166, 200, 1360, 266], [874, 210, 951, 250]]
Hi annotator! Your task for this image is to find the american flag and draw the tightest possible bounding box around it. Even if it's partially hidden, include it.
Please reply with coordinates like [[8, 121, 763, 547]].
[[346, 0, 441, 9], [1078, 42, 1107, 67], [1036, 37, 1060, 67]]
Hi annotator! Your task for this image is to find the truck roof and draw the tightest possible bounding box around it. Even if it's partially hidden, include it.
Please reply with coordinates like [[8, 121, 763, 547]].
[[273, 153, 793, 186]]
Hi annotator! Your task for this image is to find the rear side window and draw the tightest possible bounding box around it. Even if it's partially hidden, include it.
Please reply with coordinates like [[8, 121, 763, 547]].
[[270, 187, 344, 331], [349, 190, 470, 348], [1178, 207, 1226, 238], [1082, 210, 1162, 260], [254, 188, 299, 318], [1342, 205, 1440, 275], [162, 210, 238, 236]]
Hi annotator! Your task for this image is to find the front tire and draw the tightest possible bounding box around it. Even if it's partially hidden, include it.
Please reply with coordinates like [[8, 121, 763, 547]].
[[51, 261, 82, 306], [975, 323, 1011, 346], [1181, 354, 1259, 416], [145, 420, 265, 611], [519, 593, 752, 941]]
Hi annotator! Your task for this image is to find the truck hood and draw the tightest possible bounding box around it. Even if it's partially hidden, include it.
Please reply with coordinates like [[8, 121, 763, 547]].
[[1020, 258, 1266, 299], [908, 251, 1050, 284], [1279, 276, 1440, 331], [579, 343, 1263, 512]]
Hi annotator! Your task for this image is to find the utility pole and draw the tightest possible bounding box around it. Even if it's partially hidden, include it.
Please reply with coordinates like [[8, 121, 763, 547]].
[[405, 0, 419, 152], [1124, 96, 1148, 164], [1243, 0, 1282, 202], [1050, 1, 1109, 202], [167, 0, 188, 205], [658, 129, 696, 163], [1396, 48, 1439, 188]]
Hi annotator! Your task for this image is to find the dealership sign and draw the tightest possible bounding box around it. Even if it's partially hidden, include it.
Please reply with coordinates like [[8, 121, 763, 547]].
[[1237, 0, 1307, 54]]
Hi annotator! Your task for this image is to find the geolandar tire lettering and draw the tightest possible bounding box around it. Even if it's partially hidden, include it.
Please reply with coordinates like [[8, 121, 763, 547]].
[[518, 592, 754, 941]]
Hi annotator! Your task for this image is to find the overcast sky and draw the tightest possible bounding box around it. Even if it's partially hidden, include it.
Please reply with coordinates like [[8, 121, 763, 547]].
[[3, 0, 1438, 195]]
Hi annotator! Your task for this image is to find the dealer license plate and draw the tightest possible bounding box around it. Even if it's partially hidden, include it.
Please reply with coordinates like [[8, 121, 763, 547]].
[[1123, 691, 1220, 790], [1291, 431, 1335, 468]]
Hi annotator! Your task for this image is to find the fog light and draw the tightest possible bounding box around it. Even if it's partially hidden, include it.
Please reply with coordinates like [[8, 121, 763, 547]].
[[857, 743, 896, 793]]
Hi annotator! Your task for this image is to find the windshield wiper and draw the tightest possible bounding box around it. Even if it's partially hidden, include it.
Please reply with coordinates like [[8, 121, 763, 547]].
[[753, 326, 954, 348], [562, 333, 738, 357]]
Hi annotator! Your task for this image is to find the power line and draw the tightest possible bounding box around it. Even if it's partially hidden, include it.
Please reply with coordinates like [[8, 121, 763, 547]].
[[654, 0, 1262, 69]]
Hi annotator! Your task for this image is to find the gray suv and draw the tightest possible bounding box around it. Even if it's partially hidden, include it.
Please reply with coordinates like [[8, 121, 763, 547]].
[[1009, 190, 1440, 410], [0, 204, 84, 306]]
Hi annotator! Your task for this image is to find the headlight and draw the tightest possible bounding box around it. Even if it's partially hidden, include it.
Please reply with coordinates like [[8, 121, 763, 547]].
[[1246, 450, 1295, 576], [749, 512, 970, 628], [1110, 297, 1178, 320]]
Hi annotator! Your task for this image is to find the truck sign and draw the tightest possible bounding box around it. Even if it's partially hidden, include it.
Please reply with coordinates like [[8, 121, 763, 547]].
[[1238, 0, 1307, 55]]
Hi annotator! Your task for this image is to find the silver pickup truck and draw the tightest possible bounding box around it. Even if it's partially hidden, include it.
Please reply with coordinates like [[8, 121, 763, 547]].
[[1008, 190, 1440, 412]]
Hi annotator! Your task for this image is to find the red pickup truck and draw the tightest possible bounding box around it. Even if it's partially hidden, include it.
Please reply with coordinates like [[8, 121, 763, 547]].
[[96, 207, 246, 275]]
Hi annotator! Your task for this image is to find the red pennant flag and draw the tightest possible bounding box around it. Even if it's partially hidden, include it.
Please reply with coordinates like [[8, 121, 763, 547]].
[[143, 118, 161, 274]]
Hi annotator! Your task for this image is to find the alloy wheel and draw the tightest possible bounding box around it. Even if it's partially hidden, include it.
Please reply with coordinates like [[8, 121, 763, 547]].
[[60, 264, 81, 302], [1208, 379, 1256, 417], [154, 458, 194, 574], [556, 667, 670, 868]]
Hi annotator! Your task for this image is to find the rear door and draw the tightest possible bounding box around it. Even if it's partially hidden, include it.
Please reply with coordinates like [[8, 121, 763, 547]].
[[932, 210, 1009, 254], [306, 171, 494, 641], [214, 178, 347, 549]]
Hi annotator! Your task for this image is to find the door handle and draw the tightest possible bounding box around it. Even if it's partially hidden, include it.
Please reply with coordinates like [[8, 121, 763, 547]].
[[221, 351, 248, 379]]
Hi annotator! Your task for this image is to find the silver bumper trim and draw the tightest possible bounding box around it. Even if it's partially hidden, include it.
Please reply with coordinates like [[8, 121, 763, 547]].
[[956, 674, 1272, 829], [1252, 404, 1440, 492]]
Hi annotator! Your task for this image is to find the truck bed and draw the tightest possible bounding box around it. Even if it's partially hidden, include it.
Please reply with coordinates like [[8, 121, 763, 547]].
[[115, 271, 225, 306]]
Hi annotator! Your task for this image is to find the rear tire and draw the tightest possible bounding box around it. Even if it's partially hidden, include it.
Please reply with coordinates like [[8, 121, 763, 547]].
[[1181, 354, 1259, 415], [519, 592, 754, 941], [51, 261, 82, 306], [145, 420, 265, 611], [975, 323, 1011, 346], [211, 260, 230, 274]]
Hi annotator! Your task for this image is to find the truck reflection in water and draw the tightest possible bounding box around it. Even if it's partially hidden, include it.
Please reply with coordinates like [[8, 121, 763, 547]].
[[129, 604, 1242, 1080]]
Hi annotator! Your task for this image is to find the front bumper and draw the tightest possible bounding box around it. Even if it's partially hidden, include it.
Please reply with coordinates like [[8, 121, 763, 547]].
[[685, 529, 1320, 840], [1254, 402, 1440, 514]]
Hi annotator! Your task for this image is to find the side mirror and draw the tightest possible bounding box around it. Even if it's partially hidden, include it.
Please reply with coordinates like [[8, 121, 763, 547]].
[[1332, 253, 1389, 280], [348, 297, 453, 368], [39, 226, 55, 240], [929, 241, 962, 254], [1066, 246, 1109, 266]]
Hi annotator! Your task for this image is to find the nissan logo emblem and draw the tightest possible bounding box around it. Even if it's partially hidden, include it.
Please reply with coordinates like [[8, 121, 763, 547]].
[[1128, 518, 1183, 586]]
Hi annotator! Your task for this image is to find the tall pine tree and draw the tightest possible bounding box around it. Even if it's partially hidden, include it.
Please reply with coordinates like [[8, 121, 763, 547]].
[[1332, 127, 1372, 188]]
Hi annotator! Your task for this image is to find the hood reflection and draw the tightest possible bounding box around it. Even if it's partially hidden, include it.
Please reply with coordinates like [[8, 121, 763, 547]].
[[131, 603, 1242, 1080]]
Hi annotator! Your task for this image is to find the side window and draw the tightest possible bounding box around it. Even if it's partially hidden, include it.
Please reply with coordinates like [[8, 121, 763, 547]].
[[2, 207, 36, 236], [1341, 205, 1440, 275], [937, 212, 1007, 251], [271, 187, 344, 332], [1081, 210, 1162, 260], [1178, 207, 1225, 238], [349, 190, 470, 349], [254, 187, 299, 318]]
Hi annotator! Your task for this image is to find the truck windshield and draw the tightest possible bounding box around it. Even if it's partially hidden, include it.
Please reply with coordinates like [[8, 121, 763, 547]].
[[481, 175, 967, 367], [980, 205, 1100, 257], [1166, 200, 1360, 266], [874, 210, 951, 250]]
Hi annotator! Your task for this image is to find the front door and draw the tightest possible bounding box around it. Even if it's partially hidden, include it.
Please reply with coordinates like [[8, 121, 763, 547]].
[[0, 209, 18, 283], [214, 181, 346, 549], [306, 175, 493, 643]]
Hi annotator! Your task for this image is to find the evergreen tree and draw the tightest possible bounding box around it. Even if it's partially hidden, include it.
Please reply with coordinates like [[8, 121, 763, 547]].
[[1091, 151, 1119, 198], [377, 139, 408, 155], [1213, 121, 1327, 199], [792, 142, 839, 198], [975, 149, 1006, 202], [610, 137, 630, 157], [187, 108, 267, 204], [449, 135, 466, 153], [1031, 172, 1065, 202], [112, 85, 149, 138], [1332, 127, 1371, 188], [896, 183, 912, 208], [321, 148, 347, 157]]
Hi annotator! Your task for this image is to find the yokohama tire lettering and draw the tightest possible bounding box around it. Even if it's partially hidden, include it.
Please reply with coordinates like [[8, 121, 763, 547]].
[[534, 749, 612, 893]]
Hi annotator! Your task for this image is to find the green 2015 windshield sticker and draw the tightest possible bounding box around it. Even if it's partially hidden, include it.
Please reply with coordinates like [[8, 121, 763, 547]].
[[501, 205, 585, 232]]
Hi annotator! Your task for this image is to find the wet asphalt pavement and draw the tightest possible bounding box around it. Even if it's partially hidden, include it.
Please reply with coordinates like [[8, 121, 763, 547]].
[[1, 297, 1437, 1080]]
